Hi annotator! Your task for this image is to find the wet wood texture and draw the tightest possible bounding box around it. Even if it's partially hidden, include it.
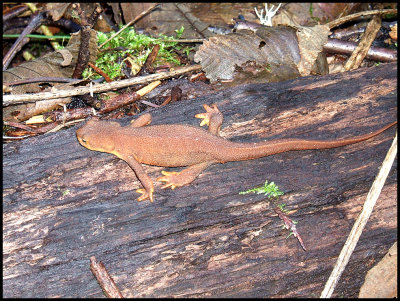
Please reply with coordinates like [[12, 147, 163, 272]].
[[3, 62, 397, 297]]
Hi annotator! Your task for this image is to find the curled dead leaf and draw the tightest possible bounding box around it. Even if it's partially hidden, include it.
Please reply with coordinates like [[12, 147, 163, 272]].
[[56, 49, 73, 66]]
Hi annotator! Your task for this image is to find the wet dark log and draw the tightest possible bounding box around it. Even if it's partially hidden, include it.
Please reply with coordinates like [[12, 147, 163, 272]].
[[3, 62, 397, 298]]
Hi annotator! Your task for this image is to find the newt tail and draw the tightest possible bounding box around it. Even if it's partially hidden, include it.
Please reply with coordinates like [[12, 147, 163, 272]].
[[225, 121, 397, 162]]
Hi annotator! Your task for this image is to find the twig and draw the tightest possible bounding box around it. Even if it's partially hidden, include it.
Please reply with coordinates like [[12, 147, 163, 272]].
[[4, 121, 39, 133], [3, 135, 32, 140], [140, 44, 160, 74], [140, 100, 160, 108], [3, 4, 29, 22], [327, 8, 397, 29], [6, 118, 85, 139], [3, 11, 45, 70], [320, 131, 397, 298], [3, 64, 202, 106], [174, 3, 206, 39], [274, 207, 307, 251], [344, 14, 382, 71], [3, 34, 72, 40], [324, 39, 397, 62], [160, 38, 205, 43], [4, 77, 82, 86], [88, 62, 112, 82], [45, 118, 85, 134], [72, 3, 102, 79], [99, 3, 160, 49], [90, 256, 124, 298], [43, 80, 161, 122]]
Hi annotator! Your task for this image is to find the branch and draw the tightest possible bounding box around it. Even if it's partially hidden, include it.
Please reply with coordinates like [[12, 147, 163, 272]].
[[3, 64, 202, 106]]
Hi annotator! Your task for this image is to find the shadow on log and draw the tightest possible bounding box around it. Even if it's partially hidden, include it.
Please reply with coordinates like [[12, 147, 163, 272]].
[[3, 62, 397, 297]]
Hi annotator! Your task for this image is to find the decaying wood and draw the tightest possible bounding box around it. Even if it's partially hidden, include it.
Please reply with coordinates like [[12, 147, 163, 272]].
[[3, 62, 397, 298]]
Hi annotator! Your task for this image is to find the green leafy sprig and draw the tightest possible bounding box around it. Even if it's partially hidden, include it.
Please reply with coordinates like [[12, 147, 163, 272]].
[[239, 180, 284, 198]]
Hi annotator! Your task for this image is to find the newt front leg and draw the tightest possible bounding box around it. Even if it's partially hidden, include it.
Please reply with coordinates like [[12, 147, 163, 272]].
[[119, 154, 155, 202], [195, 103, 223, 136]]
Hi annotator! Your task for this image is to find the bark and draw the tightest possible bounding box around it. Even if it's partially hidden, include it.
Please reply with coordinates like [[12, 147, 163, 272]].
[[3, 62, 397, 298]]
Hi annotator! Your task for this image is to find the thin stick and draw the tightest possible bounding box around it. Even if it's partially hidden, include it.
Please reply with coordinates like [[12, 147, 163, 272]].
[[327, 8, 397, 29], [3, 135, 32, 140], [90, 256, 123, 298], [3, 64, 202, 106], [160, 38, 205, 43], [174, 3, 206, 39], [320, 131, 397, 298], [4, 77, 82, 86], [99, 3, 160, 49], [3, 11, 43, 70], [88, 62, 112, 82], [45, 119, 85, 133], [323, 39, 397, 62], [3, 5, 29, 22], [344, 14, 382, 71]]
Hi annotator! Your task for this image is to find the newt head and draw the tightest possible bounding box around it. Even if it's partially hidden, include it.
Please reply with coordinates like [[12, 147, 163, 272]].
[[76, 119, 121, 153]]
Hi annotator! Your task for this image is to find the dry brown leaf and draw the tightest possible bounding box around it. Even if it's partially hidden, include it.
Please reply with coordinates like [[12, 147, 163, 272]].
[[46, 3, 71, 21], [3, 30, 98, 95], [295, 24, 331, 75], [195, 24, 330, 83], [359, 242, 397, 298], [3, 30, 98, 122], [119, 3, 212, 39], [317, 3, 361, 21]]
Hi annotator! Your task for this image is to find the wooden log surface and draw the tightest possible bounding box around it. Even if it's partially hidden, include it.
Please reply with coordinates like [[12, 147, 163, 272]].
[[3, 62, 397, 298]]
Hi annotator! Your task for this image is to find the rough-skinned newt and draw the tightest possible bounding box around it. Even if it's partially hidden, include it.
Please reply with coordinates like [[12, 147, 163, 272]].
[[76, 104, 397, 203]]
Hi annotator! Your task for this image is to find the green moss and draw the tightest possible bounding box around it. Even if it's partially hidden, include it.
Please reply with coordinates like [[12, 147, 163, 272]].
[[83, 26, 193, 80]]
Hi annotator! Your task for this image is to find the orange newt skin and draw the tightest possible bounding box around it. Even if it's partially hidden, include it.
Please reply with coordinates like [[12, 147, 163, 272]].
[[76, 104, 397, 203]]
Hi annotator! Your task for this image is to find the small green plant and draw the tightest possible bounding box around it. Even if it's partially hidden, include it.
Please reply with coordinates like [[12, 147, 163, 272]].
[[57, 186, 70, 196], [83, 26, 194, 80], [240, 180, 306, 250], [277, 203, 289, 213], [174, 25, 185, 37], [239, 180, 284, 198]]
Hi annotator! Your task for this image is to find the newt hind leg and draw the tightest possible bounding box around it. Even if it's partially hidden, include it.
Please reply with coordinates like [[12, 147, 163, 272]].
[[157, 161, 216, 190], [157, 104, 224, 190], [195, 104, 223, 136]]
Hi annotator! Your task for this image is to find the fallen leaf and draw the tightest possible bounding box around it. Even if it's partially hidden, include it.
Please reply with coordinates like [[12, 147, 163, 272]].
[[3, 29, 98, 94], [195, 24, 330, 83], [3, 30, 98, 122]]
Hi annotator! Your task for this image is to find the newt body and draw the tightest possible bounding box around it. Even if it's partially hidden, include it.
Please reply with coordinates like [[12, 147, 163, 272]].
[[76, 104, 396, 203]]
